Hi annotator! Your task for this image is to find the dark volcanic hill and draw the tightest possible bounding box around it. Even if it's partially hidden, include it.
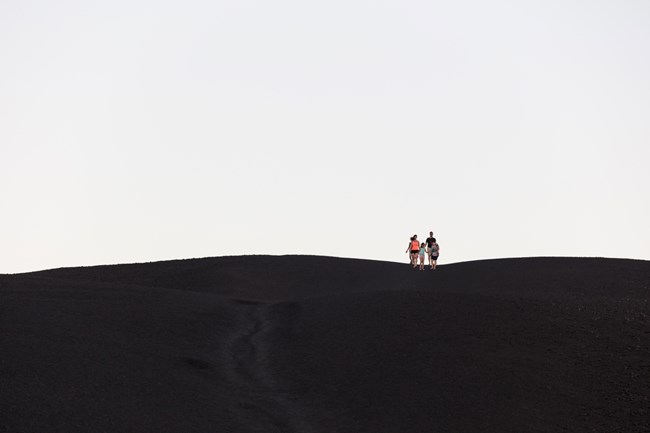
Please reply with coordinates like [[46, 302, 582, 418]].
[[1, 256, 649, 433]]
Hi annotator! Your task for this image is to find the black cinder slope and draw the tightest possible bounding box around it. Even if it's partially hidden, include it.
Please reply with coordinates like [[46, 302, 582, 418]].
[[1, 256, 649, 433]]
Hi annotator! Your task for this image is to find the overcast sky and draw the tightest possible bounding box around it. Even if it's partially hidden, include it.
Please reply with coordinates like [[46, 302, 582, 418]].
[[2, 0, 649, 273]]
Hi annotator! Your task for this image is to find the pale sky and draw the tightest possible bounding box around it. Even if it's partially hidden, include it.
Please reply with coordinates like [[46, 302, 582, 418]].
[[2, 0, 649, 273]]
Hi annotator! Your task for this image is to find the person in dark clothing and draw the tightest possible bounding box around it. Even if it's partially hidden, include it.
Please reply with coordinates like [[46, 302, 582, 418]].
[[429, 238, 440, 270]]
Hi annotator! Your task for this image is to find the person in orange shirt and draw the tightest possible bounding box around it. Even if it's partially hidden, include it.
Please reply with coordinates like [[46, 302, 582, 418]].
[[405, 234, 420, 268]]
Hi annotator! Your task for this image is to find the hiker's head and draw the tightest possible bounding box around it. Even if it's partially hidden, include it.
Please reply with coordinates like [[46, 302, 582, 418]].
[[421, 242, 425, 247], [413, 234, 417, 239], [430, 231, 433, 236]]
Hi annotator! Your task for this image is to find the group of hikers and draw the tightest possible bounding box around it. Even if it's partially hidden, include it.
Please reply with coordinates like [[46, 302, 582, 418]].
[[406, 231, 440, 270]]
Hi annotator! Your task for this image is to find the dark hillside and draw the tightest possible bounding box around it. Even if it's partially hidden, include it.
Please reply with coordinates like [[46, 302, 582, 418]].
[[1, 256, 649, 432]]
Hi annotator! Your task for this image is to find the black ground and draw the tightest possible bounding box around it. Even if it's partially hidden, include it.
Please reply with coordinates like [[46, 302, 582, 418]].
[[1, 256, 649, 432]]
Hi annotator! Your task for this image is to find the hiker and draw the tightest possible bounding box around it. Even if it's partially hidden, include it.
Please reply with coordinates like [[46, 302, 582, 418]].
[[419, 242, 427, 270], [425, 232, 436, 267], [429, 237, 440, 270], [405, 235, 419, 267]]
